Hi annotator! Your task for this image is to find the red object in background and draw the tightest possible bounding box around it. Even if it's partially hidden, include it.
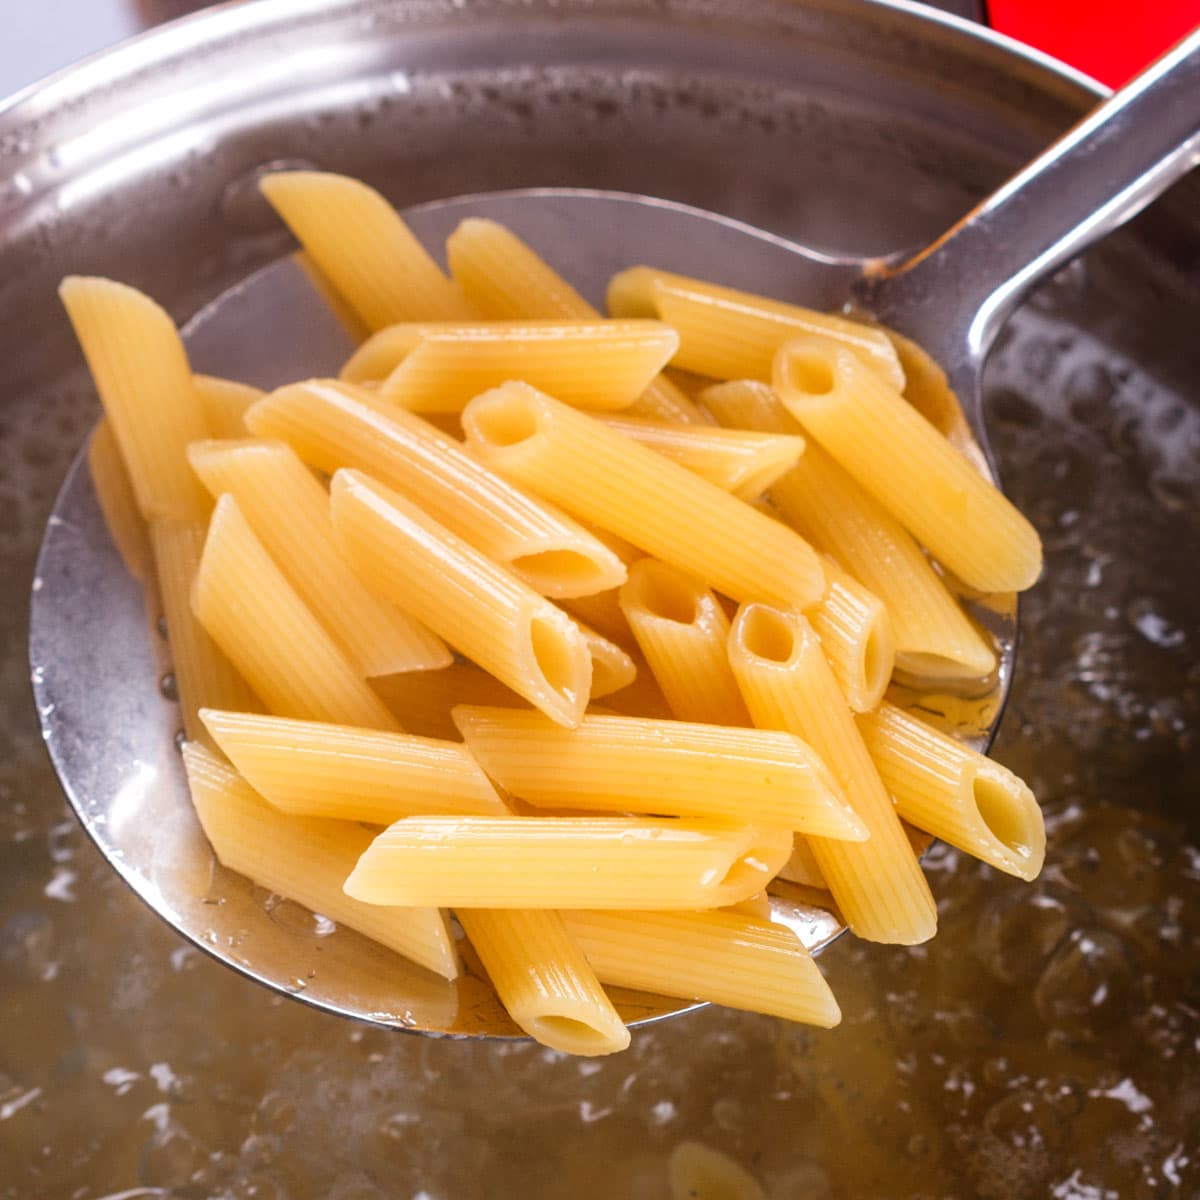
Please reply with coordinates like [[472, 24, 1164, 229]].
[[988, 0, 1200, 87]]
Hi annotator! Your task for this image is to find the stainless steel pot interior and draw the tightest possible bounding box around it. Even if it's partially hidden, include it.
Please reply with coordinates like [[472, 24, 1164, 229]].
[[1, 1, 1198, 1196]]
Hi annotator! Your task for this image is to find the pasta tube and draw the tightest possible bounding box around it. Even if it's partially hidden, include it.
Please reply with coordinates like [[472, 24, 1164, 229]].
[[344, 816, 792, 909], [563, 909, 841, 1027], [461, 383, 826, 610], [857, 702, 1044, 880], [329, 469, 592, 727], [89, 419, 152, 583], [729, 603, 937, 944], [456, 909, 630, 1056], [701, 380, 997, 680], [575, 620, 637, 698], [199, 709, 508, 823], [60, 276, 209, 520], [618, 559, 750, 726], [606, 265, 904, 391], [188, 438, 450, 677], [773, 338, 1042, 593], [247, 380, 626, 600], [452, 707, 864, 838], [341, 320, 678, 413], [182, 744, 458, 979], [258, 171, 473, 327], [194, 375, 264, 440], [191, 494, 400, 731]]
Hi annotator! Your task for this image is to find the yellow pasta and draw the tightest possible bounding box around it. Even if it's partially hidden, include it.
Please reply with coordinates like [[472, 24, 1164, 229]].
[[191, 494, 400, 731], [607, 265, 905, 391], [598, 415, 805, 500], [187, 438, 450, 677], [259, 171, 473, 328], [618, 558, 751, 726], [150, 519, 261, 749], [344, 816, 792, 909], [456, 909, 630, 1055], [857, 702, 1044, 880], [701, 379, 997, 680], [340, 320, 678, 413], [461, 383, 826, 610], [728, 603, 937, 944], [370, 662, 523, 741], [193, 375, 264, 440], [774, 337, 1042, 593], [329, 469, 591, 727], [452, 706, 864, 838], [182, 744, 458, 979], [445, 217, 704, 423], [575, 620, 637, 698], [60, 276, 209, 520], [89, 418, 153, 583], [247, 379, 626, 600], [199, 709, 508, 823], [563, 909, 841, 1027]]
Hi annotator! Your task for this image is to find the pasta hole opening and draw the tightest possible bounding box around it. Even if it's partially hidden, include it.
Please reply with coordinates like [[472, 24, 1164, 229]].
[[529, 615, 582, 705], [636, 565, 701, 625], [513, 549, 610, 594], [470, 395, 540, 448], [526, 1014, 622, 1055], [737, 606, 797, 664], [781, 349, 836, 396], [859, 620, 893, 706], [973, 771, 1039, 861]]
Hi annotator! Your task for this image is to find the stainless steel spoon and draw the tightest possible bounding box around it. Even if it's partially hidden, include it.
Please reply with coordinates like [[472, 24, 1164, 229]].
[[29, 29, 1200, 1039]]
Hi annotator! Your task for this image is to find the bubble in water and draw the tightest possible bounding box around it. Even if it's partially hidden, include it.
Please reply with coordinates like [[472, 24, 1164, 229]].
[[160, 673, 179, 701], [1034, 927, 1139, 1037], [974, 889, 1083, 987]]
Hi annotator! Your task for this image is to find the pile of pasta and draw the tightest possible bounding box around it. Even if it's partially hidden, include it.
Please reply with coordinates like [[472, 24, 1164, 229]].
[[63, 170, 1046, 1057]]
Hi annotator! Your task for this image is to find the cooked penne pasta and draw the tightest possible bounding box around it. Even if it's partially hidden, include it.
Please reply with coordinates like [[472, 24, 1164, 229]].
[[259, 171, 473, 327], [199, 709, 508, 823], [618, 559, 750, 726], [575, 620, 638, 698], [462, 383, 826, 610], [150, 519, 261, 749], [194, 375, 264, 440], [344, 816, 792, 909], [445, 217, 704, 423], [563, 909, 841, 1027], [341, 320, 678, 413], [247, 380, 626, 600], [452, 707, 864, 838], [370, 662, 523, 741], [729, 604, 937, 944], [192, 494, 400, 730], [60, 276, 210, 520], [329, 469, 591, 727], [89, 418, 152, 583], [182, 744, 458, 979], [857, 702, 1044, 880], [773, 337, 1042, 593], [188, 438, 450, 677], [701, 380, 997, 680], [607, 265, 904, 391], [598, 416, 805, 500], [456, 909, 630, 1055]]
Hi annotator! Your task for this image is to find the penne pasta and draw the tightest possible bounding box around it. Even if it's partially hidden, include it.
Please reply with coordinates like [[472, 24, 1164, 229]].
[[344, 816, 792, 910], [247, 379, 626, 600], [329, 469, 592, 727], [575, 620, 638, 698], [191, 494, 400, 731], [563, 909, 841, 1027], [150, 519, 261, 749], [598, 415, 805, 500], [773, 337, 1042, 593], [452, 706, 864, 839], [182, 744, 458, 979], [445, 217, 704, 423], [194, 375, 264, 440], [341, 320, 678, 413], [89, 418, 153, 583], [461, 383, 826, 611], [60, 276, 210, 520], [259, 171, 474, 328], [607, 265, 905, 391], [618, 558, 751, 726], [199, 709, 509, 823], [456, 909, 630, 1056], [187, 437, 450, 677], [729, 603, 937, 945], [856, 702, 1044, 880], [701, 380, 997, 680]]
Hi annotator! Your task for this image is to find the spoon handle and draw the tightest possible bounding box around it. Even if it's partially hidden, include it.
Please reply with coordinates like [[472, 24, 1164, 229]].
[[870, 25, 1200, 365]]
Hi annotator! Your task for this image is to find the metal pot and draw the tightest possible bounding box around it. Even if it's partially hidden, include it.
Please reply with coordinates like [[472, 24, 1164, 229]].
[[1, 2, 1197, 1196]]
